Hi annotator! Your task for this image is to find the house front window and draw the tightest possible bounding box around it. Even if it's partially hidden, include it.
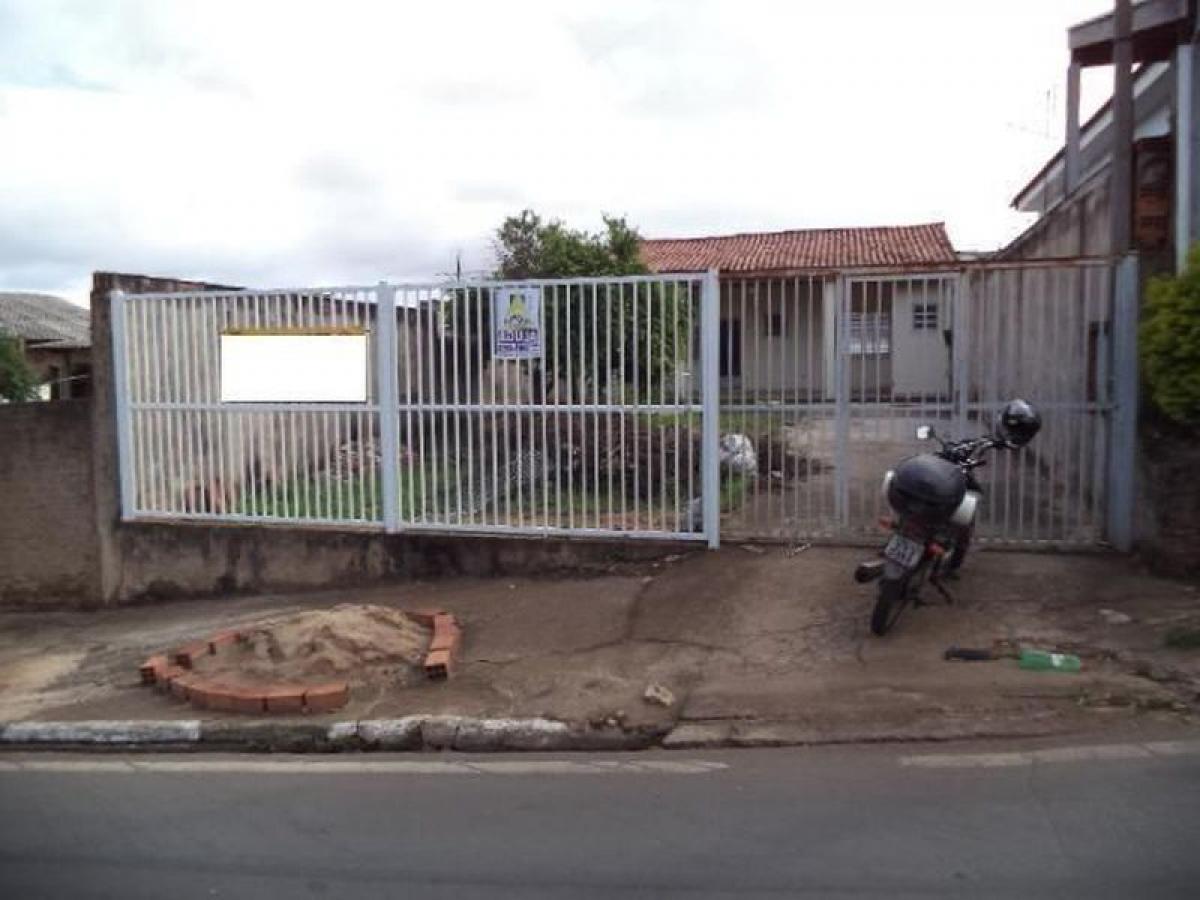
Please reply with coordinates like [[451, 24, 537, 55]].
[[848, 311, 890, 355], [912, 301, 938, 330]]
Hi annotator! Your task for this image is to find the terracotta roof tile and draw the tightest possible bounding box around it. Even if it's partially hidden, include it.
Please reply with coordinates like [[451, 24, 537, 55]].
[[640, 223, 955, 273]]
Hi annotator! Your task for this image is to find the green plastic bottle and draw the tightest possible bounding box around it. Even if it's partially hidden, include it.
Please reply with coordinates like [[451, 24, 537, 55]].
[[1018, 648, 1082, 673]]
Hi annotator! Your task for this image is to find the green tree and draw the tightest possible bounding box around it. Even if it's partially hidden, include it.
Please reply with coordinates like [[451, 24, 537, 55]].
[[494, 209, 647, 280], [1141, 244, 1200, 426], [447, 210, 690, 402], [0, 331, 40, 403]]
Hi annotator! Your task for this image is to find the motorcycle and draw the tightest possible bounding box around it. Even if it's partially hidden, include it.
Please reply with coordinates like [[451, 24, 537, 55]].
[[854, 399, 1041, 636]]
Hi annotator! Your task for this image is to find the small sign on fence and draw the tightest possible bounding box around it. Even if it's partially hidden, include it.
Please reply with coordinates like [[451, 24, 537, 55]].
[[492, 286, 542, 359]]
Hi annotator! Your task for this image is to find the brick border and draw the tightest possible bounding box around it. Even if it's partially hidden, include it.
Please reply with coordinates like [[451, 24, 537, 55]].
[[135, 611, 460, 715]]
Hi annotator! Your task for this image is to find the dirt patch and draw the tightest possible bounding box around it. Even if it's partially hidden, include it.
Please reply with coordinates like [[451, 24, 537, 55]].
[[193, 604, 431, 689], [0, 650, 87, 720]]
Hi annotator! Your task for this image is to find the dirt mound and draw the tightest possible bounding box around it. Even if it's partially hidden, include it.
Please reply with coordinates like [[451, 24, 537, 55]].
[[194, 604, 431, 687]]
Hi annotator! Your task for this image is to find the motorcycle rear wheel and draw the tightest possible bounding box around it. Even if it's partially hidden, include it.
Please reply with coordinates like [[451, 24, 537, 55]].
[[947, 525, 973, 572], [870, 575, 911, 636]]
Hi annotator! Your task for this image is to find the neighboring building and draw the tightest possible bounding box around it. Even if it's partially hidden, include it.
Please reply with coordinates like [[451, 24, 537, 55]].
[[0, 292, 91, 399], [641, 223, 958, 400], [1003, 0, 1198, 271]]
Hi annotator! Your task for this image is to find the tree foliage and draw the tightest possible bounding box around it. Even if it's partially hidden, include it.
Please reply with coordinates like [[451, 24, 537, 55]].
[[494, 209, 647, 280], [0, 331, 39, 403], [448, 210, 691, 402], [1141, 244, 1200, 426]]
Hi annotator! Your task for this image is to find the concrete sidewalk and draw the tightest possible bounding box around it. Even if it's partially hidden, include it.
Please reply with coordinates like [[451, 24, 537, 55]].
[[1, 547, 1198, 748]]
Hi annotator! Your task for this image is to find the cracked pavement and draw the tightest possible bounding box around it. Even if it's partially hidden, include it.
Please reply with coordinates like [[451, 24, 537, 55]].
[[1, 546, 1198, 744]]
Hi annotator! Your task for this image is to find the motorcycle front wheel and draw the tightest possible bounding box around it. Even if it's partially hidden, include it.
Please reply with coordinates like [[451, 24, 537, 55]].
[[870, 575, 912, 636]]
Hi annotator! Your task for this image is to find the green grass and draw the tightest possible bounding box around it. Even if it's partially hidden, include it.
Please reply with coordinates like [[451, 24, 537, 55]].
[[234, 456, 755, 524], [234, 460, 460, 522]]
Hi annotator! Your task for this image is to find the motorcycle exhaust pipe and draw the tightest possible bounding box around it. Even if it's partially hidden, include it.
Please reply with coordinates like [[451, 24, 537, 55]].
[[854, 560, 885, 584]]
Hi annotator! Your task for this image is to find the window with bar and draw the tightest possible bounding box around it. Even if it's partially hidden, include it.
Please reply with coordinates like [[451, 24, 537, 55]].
[[912, 301, 939, 330], [848, 311, 890, 355]]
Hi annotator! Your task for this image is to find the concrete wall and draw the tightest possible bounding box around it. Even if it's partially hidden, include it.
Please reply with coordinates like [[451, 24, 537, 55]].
[[0, 400, 99, 605], [111, 523, 677, 603], [56, 272, 680, 608]]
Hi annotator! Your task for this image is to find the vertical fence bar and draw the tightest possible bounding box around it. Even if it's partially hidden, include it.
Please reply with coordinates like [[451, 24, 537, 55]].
[[1106, 254, 1139, 551], [110, 290, 136, 519], [701, 269, 721, 548], [953, 272, 971, 443], [376, 283, 400, 531], [833, 276, 850, 528]]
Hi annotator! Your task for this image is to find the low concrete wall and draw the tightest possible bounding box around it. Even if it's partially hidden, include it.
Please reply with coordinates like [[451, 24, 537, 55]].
[[0, 400, 100, 605], [112, 522, 681, 604]]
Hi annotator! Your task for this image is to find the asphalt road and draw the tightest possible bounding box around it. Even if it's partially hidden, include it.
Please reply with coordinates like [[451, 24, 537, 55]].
[[1, 738, 1198, 899]]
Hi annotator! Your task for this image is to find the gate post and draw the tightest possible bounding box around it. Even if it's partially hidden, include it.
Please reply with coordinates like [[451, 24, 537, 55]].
[[1106, 253, 1140, 551], [701, 269, 721, 548], [109, 289, 136, 521], [376, 282, 401, 532]]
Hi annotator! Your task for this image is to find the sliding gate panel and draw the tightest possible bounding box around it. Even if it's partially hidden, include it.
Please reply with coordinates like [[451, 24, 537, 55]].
[[113, 274, 714, 542], [718, 261, 1115, 547]]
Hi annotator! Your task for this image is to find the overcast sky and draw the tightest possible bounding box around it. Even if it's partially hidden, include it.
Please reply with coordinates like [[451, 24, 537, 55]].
[[1, 0, 1117, 305]]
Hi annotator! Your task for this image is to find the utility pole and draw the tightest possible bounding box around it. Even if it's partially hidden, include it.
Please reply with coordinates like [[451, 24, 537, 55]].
[[1110, 0, 1134, 254]]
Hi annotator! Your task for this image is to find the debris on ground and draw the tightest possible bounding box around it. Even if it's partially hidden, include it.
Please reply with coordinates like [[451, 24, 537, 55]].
[[1099, 608, 1134, 625], [1018, 648, 1082, 673], [197, 604, 432, 688], [786, 542, 812, 557], [643, 683, 676, 707], [943, 646, 996, 662], [739, 544, 766, 555]]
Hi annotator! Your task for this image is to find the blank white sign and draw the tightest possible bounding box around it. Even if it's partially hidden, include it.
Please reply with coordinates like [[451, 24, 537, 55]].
[[220, 333, 368, 403]]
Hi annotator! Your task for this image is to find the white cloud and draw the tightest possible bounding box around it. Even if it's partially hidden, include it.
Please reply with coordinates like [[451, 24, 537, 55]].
[[0, 0, 1115, 304]]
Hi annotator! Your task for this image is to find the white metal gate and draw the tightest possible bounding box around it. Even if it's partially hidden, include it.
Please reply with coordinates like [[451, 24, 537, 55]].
[[112, 273, 722, 545], [715, 258, 1137, 548], [111, 259, 1139, 550]]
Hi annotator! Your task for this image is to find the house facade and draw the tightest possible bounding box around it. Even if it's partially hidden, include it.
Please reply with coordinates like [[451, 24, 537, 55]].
[[641, 223, 958, 401], [1003, 0, 1198, 273], [0, 292, 92, 399]]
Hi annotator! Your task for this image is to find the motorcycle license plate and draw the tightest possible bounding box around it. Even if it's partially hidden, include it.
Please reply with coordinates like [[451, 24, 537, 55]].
[[883, 534, 924, 569]]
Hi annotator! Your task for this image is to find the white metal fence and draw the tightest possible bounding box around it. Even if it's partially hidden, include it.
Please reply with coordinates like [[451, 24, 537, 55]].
[[112, 274, 721, 544], [715, 258, 1134, 547], [111, 258, 1138, 550]]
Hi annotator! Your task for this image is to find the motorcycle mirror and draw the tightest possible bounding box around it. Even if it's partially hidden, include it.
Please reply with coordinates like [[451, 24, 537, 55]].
[[916, 425, 932, 441]]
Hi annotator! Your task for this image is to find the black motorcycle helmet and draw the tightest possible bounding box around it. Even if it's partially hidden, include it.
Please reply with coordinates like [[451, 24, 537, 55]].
[[995, 399, 1041, 448]]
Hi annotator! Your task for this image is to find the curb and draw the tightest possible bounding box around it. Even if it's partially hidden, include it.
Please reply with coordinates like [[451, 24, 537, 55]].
[[0, 717, 1095, 753], [0, 717, 663, 753]]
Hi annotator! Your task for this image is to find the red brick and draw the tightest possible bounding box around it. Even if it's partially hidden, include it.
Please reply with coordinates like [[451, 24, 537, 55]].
[[262, 686, 305, 714], [201, 686, 240, 713], [430, 620, 461, 653], [207, 630, 242, 655], [168, 672, 197, 701], [303, 682, 349, 713], [156, 664, 186, 692], [186, 681, 214, 710], [139, 654, 168, 686], [172, 641, 212, 669], [207, 685, 265, 715], [424, 648, 454, 680]]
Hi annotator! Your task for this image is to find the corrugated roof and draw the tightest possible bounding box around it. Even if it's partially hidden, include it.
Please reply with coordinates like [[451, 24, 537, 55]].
[[640, 223, 956, 273], [0, 292, 90, 348]]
